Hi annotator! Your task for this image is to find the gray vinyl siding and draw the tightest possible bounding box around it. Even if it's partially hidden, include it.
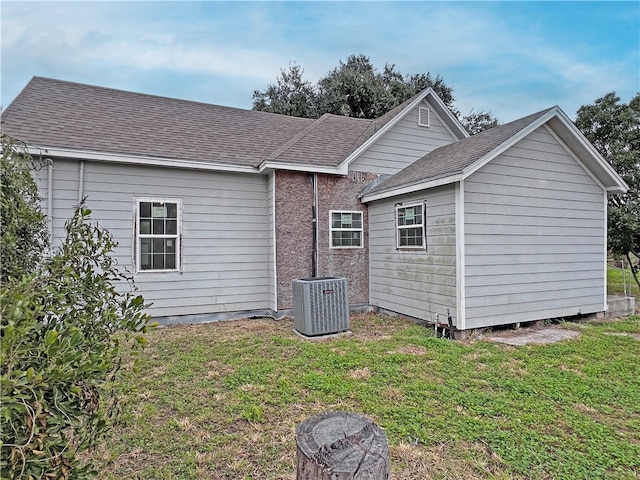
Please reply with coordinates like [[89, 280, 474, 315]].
[[34, 159, 272, 318], [463, 126, 606, 328], [31, 159, 81, 245], [350, 100, 458, 175], [368, 185, 457, 323]]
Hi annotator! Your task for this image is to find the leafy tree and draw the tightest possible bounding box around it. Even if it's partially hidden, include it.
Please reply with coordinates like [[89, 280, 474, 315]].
[[253, 54, 498, 132], [316, 54, 456, 119], [461, 109, 500, 136], [575, 92, 640, 288], [1, 139, 153, 479], [0, 135, 49, 282], [252, 63, 319, 118]]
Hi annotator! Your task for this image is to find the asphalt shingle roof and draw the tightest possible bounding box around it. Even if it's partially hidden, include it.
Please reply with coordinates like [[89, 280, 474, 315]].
[[266, 113, 374, 166], [1, 77, 421, 170], [365, 107, 555, 196], [1, 77, 316, 167]]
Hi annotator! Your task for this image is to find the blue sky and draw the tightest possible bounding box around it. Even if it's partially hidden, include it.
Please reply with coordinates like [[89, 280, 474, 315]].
[[1, 1, 638, 122]]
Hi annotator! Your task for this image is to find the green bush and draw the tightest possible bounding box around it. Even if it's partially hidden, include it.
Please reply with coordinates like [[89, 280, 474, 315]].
[[0, 136, 49, 283], [1, 205, 153, 479]]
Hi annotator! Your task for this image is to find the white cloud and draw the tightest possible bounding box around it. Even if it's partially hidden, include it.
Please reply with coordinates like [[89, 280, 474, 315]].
[[2, 1, 637, 120]]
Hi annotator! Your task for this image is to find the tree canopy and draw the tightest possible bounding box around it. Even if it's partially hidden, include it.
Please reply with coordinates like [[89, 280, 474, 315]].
[[575, 92, 640, 287], [252, 54, 498, 133]]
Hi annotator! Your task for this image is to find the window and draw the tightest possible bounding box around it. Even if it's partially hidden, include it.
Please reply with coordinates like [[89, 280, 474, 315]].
[[136, 199, 181, 271], [330, 210, 363, 248], [396, 203, 426, 249]]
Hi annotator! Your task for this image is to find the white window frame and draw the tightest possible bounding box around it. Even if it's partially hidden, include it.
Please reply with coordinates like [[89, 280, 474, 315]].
[[329, 210, 364, 249], [134, 198, 182, 273], [396, 202, 426, 250]]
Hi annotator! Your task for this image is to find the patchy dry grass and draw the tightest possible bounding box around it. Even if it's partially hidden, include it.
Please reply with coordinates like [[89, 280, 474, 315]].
[[93, 313, 640, 479]]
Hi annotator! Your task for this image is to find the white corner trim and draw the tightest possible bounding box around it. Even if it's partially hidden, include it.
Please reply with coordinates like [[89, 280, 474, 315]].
[[455, 180, 466, 330], [269, 172, 278, 311], [603, 194, 608, 313], [25, 146, 259, 174]]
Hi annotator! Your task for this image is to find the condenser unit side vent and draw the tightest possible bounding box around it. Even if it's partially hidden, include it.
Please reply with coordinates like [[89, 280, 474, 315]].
[[293, 277, 349, 337]]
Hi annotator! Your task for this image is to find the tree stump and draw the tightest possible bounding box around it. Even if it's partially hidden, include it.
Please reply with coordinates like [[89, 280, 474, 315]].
[[296, 411, 390, 479]]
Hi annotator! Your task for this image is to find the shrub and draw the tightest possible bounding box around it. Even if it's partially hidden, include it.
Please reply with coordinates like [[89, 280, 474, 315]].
[[0, 135, 49, 282], [1, 205, 153, 479]]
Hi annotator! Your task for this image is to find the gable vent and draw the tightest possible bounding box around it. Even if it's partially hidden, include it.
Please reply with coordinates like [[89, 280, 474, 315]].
[[418, 107, 430, 127]]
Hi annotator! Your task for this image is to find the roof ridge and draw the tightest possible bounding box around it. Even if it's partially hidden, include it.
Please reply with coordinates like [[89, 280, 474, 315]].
[[22, 76, 314, 122], [266, 113, 374, 162], [265, 113, 333, 161]]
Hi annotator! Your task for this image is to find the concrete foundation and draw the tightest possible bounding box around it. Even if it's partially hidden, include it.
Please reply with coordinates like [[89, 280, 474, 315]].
[[607, 295, 636, 318]]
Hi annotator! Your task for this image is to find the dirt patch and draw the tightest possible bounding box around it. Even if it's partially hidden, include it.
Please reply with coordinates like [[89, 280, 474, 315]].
[[486, 327, 580, 346], [392, 345, 427, 355], [603, 332, 640, 341], [347, 367, 372, 380]]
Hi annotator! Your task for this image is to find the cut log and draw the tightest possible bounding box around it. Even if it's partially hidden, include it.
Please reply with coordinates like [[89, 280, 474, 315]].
[[296, 411, 390, 479]]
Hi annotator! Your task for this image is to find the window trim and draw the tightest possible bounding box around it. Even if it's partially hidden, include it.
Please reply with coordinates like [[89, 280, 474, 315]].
[[329, 210, 364, 249], [395, 202, 426, 250], [134, 198, 182, 273]]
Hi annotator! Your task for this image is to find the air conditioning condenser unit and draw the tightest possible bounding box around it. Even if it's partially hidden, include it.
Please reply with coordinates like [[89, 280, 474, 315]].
[[292, 277, 349, 337]]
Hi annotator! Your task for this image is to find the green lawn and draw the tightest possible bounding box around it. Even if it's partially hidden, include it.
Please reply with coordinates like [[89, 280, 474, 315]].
[[93, 313, 640, 479], [608, 265, 640, 297]]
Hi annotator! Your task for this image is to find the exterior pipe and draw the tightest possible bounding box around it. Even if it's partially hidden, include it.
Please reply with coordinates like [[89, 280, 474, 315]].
[[77, 160, 85, 204], [311, 173, 318, 277], [46, 158, 54, 244]]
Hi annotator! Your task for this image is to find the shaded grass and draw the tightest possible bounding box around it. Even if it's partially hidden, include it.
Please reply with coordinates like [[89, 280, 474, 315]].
[[608, 266, 640, 297], [94, 314, 640, 479]]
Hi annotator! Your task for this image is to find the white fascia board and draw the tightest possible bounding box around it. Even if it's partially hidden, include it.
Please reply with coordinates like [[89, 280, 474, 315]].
[[425, 90, 470, 140], [461, 108, 560, 180], [25, 146, 258, 174], [551, 109, 629, 193], [338, 92, 431, 167], [361, 173, 463, 203], [258, 161, 347, 175], [543, 123, 607, 192], [337, 88, 467, 171]]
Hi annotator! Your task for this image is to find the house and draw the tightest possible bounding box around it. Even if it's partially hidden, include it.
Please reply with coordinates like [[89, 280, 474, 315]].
[[1, 77, 627, 334], [360, 108, 628, 331]]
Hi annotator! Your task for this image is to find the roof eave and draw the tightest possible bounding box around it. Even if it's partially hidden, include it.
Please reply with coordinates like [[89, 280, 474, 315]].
[[258, 160, 347, 175], [361, 173, 463, 203], [25, 146, 259, 174], [546, 112, 629, 193]]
